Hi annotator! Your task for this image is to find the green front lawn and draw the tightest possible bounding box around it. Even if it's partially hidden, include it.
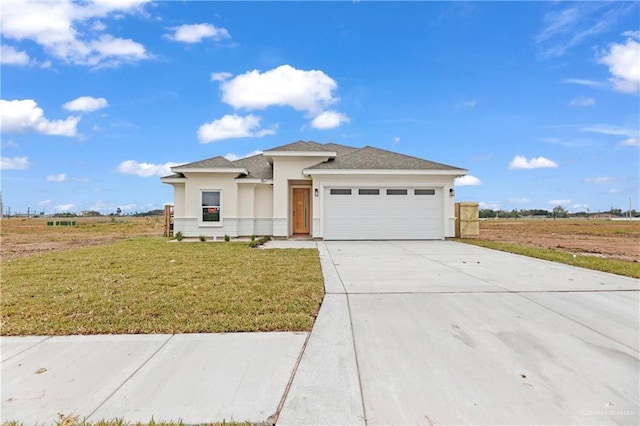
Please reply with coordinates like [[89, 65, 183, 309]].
[[1, 238, 324, 335]]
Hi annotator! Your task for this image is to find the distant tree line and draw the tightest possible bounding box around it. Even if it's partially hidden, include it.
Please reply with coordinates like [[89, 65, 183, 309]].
[[479, 207, 638, 219]]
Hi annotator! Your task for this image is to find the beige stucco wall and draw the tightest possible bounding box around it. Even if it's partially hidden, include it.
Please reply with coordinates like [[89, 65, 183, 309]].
[[237, 184, 255, 218], [271, 157, 326, 218], [172, 183, 186, 216], [255, 183, 273, 218], [182, 173, 239, 220]]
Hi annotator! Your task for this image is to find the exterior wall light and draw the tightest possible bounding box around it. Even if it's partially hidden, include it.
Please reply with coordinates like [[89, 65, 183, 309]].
[[314, 188, 319, 197], [449, 188, 455, 197]]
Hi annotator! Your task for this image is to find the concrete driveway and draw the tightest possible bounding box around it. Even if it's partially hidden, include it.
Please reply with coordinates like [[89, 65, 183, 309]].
[[279, 241, 639, 425]]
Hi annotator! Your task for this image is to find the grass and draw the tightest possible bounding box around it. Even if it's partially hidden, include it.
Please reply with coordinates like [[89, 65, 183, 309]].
[[457, 238, 640, 279], [1, 238, 324, 335]]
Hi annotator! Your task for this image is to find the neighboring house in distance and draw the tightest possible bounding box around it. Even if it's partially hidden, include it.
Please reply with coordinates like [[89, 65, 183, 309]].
[[161, 141, 468, 240]]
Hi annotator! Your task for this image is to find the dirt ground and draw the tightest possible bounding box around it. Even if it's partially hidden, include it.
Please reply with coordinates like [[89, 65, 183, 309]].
[[479, 219, 640, 262], [3, 217, 639, 263], [0, 216, 164, 261]]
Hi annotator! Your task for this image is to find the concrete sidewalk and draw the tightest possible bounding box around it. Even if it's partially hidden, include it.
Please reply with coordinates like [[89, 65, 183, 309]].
[[2, 240, 639, 424], [1, 333, 307, 424]]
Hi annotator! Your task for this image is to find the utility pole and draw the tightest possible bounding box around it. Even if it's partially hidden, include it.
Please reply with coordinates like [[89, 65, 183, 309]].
[[27, 207, 30, 219]]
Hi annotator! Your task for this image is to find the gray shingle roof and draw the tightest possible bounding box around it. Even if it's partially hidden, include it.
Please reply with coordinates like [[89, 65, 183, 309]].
[[172, 156, 240, 170], [166, 142, 464, 178], [306, 146, 465, 171], [233, 153, 273, 180], [266, 140, 332, 152], [322, 143, 358, 156]]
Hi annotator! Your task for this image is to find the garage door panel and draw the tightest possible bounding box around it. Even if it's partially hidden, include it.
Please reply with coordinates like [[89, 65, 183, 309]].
[[324, 187, 443, 240]]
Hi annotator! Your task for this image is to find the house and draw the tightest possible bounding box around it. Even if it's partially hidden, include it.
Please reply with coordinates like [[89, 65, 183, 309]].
[[161, 141, 468, 240]]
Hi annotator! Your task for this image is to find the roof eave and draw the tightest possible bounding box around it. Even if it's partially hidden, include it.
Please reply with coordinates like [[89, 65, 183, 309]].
[[263, 150, 337, 158], [170, 167, 249, 174], [161, 177, 186, 184], [303, 168, 468, 176]]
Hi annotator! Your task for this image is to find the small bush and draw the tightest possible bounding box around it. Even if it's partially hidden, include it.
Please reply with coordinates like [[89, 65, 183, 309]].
[[175, 231, 183, 241], [224, 234, 230, 242], [250, 234, 256, 242], [248, 236, 271, 248], [199, 235, 206, 242]]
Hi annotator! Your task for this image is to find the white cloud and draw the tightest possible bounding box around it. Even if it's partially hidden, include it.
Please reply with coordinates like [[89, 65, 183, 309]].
[[548, 199, 571, 205], [508, 155, 558, 170], [116, 160, 180, 177], [38, 199, 52, 206], [572, 203, 589, 210], [0, 156, 29, 170], [568, 96, 595, 106], [622, 30, 640, 39], [599, 37, 640, 93], [0, 0, 151, 67], [46, 173, 67, 182], [536, 3, 633, 58], [608, 188, 623, 194], [165, 23, 230, 43], [392, 136, 400, 145], [211, 72, 232, 82], [509, 198, 530, 204], [0, 99, 79, 136], [561, 78, 606, 88], [619, 137, 639, 147], [584, 176, 614, 184], [310, 110, 350, 129], [1, 44, 29, 65], [479, 201, 501, 210], [197, 114, 275, 143], [454, 175, 482, 186], [223, 150, 263, 161], [456, 100, 478, 108], [581, 124, 640, 147], [220, 65, 339, 115], [118, 203, 137, 211], [54, 203, 75, 212], [63, 96, 108, 112]]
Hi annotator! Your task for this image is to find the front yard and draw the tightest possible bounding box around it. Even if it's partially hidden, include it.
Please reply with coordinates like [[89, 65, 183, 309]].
[[1, 238, 324, 335]]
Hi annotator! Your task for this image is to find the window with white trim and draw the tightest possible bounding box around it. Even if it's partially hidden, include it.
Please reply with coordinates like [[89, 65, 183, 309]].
[[201, 191, 221, 222]]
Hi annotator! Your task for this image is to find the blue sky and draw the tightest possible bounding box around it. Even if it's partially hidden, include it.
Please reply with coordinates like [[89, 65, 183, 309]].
[[1, 0, 638, 215]]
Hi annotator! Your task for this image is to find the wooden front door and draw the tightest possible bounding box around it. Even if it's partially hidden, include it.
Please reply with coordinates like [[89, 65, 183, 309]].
[[292, 188, 311, 234]]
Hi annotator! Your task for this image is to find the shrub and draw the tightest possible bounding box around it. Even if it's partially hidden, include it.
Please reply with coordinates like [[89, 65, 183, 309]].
[[224, 234, 230, 242], [199, 235, 206, 242], [175, 231, 183, 241], [250, 234, 256, 242]]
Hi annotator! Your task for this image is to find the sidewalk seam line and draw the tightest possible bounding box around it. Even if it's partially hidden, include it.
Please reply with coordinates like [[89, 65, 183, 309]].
[[325, 242, 369, 425], [271, 330, 313, 424], [85, 334, 175, 420], [1, 336, 52, 364]]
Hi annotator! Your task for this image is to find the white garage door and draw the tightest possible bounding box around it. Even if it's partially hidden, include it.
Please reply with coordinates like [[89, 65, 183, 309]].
[[323, 187, 444, 240]]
